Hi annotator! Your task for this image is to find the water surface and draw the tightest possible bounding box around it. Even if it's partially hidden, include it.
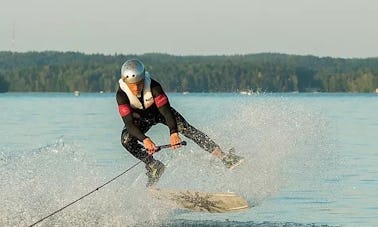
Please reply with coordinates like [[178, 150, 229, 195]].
[[1, 92, 377, 226]]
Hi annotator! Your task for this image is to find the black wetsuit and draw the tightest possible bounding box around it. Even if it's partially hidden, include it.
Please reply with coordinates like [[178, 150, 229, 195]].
[[116, 79, 219, 164]]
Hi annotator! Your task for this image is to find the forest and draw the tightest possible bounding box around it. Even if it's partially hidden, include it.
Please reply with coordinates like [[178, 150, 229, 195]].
[[1, 51, 378, 93]]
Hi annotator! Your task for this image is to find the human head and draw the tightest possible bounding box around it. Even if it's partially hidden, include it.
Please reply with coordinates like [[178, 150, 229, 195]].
[[121, 59, 145, 84]]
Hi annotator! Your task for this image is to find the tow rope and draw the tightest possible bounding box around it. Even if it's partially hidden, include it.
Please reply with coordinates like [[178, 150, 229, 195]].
[[28, 141, 186, 226]]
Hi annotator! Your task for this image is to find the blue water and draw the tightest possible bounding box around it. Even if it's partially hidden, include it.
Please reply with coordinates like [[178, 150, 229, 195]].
[[1, 92, 377, 227]]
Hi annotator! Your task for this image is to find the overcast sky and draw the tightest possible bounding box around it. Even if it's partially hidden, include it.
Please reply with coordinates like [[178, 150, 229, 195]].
[[1, 0, 377, 58]]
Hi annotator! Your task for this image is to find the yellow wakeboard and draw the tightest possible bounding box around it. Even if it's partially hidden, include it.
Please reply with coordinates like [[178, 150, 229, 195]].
[[149, 188, 249, 213]]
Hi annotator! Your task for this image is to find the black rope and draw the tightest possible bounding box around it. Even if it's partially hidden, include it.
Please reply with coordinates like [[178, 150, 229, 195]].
[[28, 160, 143, 227], [28, 141, 186, 227]]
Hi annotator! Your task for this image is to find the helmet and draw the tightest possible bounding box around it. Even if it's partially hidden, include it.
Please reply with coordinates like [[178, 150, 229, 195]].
[[121, 59, 145, 83]]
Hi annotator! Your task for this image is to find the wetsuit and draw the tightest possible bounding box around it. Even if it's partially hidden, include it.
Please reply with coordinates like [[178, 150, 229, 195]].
[[116, 78, 219, 164]]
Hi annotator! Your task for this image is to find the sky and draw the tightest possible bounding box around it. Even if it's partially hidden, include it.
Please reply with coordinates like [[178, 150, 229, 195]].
[[1, 0, 377, 58]]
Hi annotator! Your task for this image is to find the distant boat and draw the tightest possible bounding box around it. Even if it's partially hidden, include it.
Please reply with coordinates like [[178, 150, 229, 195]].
[[375, 88, 378, 93], [74, 91, 80, 96], [240, 90, 253, 95]]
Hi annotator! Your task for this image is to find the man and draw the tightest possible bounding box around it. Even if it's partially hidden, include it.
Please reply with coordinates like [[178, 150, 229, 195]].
[[116, 59, 243, 187]]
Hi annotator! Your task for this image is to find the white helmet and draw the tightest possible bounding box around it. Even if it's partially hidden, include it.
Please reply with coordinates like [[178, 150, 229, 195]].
[[121, 59, 145, 83]]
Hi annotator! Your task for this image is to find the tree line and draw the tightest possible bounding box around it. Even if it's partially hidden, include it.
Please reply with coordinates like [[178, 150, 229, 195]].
[[1, 51, 378, 93]]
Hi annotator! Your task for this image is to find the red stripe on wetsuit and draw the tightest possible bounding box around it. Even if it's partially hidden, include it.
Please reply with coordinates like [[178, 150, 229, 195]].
[[154, 93, 168, 108], [118, 93, 167, 117], [118, 104, 132, 117]]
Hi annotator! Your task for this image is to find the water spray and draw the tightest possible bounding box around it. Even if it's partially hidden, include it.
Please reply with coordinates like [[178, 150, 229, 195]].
[[28, 141, 187, 226]]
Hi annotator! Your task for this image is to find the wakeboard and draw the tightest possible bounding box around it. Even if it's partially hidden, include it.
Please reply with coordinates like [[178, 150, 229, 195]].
[[149, 188, 249, 213]]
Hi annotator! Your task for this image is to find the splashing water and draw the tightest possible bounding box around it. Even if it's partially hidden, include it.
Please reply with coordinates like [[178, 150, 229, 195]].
[[1, 137, 182, 226], [158, 96, 328, 206], [1, 94, 329, 226]]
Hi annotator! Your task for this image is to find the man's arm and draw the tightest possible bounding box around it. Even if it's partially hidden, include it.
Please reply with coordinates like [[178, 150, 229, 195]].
[[151, 80, 182, 149], [116, 88, 147, 142], [151, 81, 178, 135]]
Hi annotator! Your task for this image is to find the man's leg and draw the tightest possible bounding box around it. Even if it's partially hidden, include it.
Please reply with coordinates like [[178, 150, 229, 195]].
[[170, 108, 219, 153], [121, 126, 165, 187], [169, 108, 244, 169], [121, 127, 153, 163]]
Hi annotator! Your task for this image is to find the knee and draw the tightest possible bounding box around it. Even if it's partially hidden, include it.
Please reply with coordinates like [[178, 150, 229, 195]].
[[177, 121, 195, 134], [121, 131, 133, 149], [121, 130, 142, 152], [177, 121, 186, 133]]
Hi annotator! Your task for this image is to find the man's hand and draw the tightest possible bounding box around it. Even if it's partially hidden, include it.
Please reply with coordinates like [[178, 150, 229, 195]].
[[143, 137, 157, 155], [170, 133, 182, 149]]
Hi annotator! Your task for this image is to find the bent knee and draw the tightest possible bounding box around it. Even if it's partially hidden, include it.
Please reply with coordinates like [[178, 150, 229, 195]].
[[121, 131, 131, 146]]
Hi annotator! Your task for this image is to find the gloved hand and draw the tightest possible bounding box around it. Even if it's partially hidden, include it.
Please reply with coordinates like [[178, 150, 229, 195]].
[[170, 133, 182, 149], [143, 137, 157, 155]]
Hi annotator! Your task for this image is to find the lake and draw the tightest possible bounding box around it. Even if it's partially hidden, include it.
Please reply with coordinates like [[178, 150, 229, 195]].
[[1, 92, 377, 227]]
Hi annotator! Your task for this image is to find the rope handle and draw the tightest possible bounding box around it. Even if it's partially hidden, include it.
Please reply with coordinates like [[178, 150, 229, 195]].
[[156, 141, 187, 151]]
